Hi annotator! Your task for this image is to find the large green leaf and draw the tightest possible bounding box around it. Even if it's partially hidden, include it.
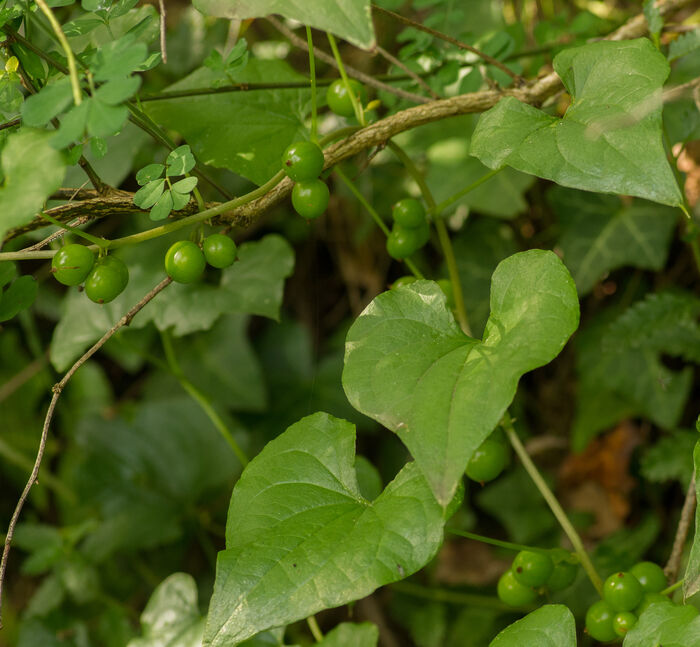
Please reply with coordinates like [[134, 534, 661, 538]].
[[343, 250, 579, 505], [624, 602, 700, 646], [317, 623, 378, 647], [204, 412, 452, 646], [145, 61, 310, 185], [549, 187, 677, 294], [0, 129, 65, 243], [50, 234, 294, 371], [192, 0, 375, 50], [471, 39, 682, 207], [489, 605, 576, 647], [684, 442, 700, 599]]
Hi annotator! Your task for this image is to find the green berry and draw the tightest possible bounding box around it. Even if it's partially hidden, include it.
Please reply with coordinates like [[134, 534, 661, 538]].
[[546, 560, 578, 592], [291, 179, 330, 219], [386, 226, 423, 260], [512, 550, 554, 588], [634, 592, 670, 616], [465, 437, 509, 483], [585, 600, 617, 643], [391, 276, 418, 289], [84, 256, 129, 304], [392, 198, 426, 229], [630, 562, 667, 594], [165, 241, 206, 284], [51, 244, 95, 286], [202, 234, 237, 269], [326, 79, 367, 118], [613, 611, 637, 637], [436, 279, 455, 309], [497, 569, 538, 607], [282, 141, 324, 182], [603, 572, 644, 611]]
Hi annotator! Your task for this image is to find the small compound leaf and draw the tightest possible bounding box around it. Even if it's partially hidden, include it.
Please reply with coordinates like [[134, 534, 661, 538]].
[[52, 102, 89, 150], [204, 412, 452, 646], [171, 176, 198, 194], [489, 605, 576, 647], [149, 189, 173, 221], [0, 275, 38, 322], [133, 179, 165, 209], [0, 129, 66, 242], [170, 189, 190, 211], [669, 28, 700, 62], [624, 601, 700, 646], [343, 250, 579, 505], [471, 39, 682, 207], [21, 77, 74, 127], [135, 163, 165, 185], [193, 0, 375, 50], [87, 99, 129, 138], [94, 76, 142, 106], [684, 441, 700, 599], [166, 144, 196, 176], [0, 261, 16, 288], [127, 573, 204, 647]]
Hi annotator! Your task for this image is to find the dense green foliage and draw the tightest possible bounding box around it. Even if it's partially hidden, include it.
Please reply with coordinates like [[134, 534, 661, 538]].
[[0, 0, 698, 646]]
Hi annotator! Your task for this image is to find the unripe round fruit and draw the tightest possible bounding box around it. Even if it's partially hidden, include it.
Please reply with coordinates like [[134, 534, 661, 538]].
[[465, 437, 509, 483], [512, 550, 554, 588], [603, 572, 644, 611], [497, 569, 537, 607], [165, 241, 206, 284], [613, 611, 637, 637], [85, 256, 129, 304], [291, 179, 330, 220], [326, 79, 367, 118], [51, 244, 95, 286], [282, 141, 324, 182], [391, 275, 418, 289], [630, 562, 667, 594], [392, 198, 426, 229], [585, 600, 617, 642], [386, 226, 423, 260], [203, 234, 237, 269], [546, 560, 578, 591]]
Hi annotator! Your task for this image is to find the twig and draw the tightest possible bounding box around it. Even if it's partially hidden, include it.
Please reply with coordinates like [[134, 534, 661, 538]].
[[158, 0, 167, 64], [665, 474, 696, 582], [266, 16, 431, 105], [0, 277, 172, 627], [372, 4, 524, 85], [374, 45, 440, 99]]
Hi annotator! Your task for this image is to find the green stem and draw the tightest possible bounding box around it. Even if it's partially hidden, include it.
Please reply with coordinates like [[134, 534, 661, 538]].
[[502, 412, 603, 595], [327, 32, 365, 125], [160, 330, 249, 467], [41, 211, 109, 248], [431, 168, 502, 215], [391, 581, 524, 610], [386, 141, 470, 335], [447, 528, 565, 556], [33, 0, 81, 105], [661, 579, 684, 596], [334, 165, 424, 279], [306, 27, 318, 142], [307, 616, 324, 642]]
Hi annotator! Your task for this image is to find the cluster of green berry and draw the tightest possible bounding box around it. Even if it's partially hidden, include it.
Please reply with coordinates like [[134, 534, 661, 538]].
[[465, 429, 511, 484], [497, 548, 579, 607], [282, 141, 329, 220], [585, 562, 670, 641], [386, 198, 430, 260], [164, 234, 237, 284], [51, 244, 129, 304]]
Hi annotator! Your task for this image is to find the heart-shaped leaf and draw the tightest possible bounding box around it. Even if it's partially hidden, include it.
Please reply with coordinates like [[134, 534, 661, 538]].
[[203, 412, 452, 646], [624, 601, 700, 646], [489, 605, 576, 646], [471, 39, 682, 207], [343, 250, 579, 505]]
